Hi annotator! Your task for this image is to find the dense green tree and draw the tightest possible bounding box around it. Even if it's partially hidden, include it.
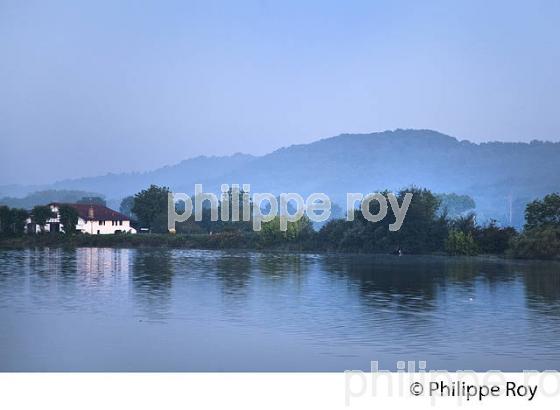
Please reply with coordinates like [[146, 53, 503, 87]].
[[59, 205, 79, 234], [318, 219, 352, 247], [510, 226, 560, 259], [0, 206, 28, 235], [316, 187, 447, 254], [194, 206, 217, 234], [445, 230, 478, 256], [216, 188, 254, 233], [338, 223, 367, 250], [131, 185, 170, 233], [174, 189, 254, 234], [31, 205, 55, 233], [175, 218, 205, 234], [119, 196, 136, 219], [388, 187, 448, 254], [474, 220, 517, 254], [10, 208, 29, 235], [259, 216, 314, 246], [509, 193, 560, 259], [450, 212, 477, 235], [0, 206, 9, 234], [524, 193, 560, 230]]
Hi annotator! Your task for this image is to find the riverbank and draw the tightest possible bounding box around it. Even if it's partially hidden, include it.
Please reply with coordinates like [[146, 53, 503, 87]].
[[0, 232, 248, 249], [0, 232, 317, 252], [1, 232, 554, 261]]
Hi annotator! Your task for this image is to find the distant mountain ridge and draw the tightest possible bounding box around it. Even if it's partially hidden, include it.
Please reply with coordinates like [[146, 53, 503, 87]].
[[0, 189, 105, 210], [2, 129, 559, 227], [51, 153, 256, 198]]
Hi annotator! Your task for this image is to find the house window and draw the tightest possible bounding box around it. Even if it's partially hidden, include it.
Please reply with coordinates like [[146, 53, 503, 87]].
[[119, 220, 123, 226]]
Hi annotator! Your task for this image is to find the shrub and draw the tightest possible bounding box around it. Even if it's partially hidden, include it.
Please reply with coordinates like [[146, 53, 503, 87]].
[[445, 230, 478, 256], [510, 226, 560, 259]]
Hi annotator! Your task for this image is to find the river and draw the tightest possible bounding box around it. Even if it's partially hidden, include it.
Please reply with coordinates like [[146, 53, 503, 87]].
[[1, 248, 559, 371]]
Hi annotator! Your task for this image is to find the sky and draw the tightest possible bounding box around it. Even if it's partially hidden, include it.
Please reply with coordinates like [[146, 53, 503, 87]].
[[1, 0, 560, 185]]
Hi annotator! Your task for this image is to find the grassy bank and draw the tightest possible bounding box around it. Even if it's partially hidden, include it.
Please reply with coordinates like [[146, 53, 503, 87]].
[[1, 233, 557, 260], [0, 232, 317, 252]]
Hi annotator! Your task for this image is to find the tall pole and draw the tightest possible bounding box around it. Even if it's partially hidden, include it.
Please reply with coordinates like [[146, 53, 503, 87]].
[[508, 193, 513, 226]]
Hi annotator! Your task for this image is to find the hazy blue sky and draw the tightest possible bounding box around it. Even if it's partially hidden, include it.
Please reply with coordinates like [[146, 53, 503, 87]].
[[1, 0, 559, 185]]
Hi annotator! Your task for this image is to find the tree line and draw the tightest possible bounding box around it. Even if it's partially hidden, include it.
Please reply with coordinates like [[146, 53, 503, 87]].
[[119, 185, 559, 259], [1, 186, 559, 259], [0, 204, 80, 235]]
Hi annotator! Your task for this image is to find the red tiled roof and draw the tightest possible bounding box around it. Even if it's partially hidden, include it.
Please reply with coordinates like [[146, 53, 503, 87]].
[[50, 203, 130, 221]]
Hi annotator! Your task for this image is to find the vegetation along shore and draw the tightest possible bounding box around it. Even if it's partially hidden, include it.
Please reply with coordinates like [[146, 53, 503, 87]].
[[1, 185, 559, 260]]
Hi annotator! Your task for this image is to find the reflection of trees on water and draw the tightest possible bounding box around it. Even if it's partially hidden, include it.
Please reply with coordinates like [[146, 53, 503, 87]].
[[215, 255, 252, 297], [59, 248, 78, 279], [6, 247, 559, 324], [256, 254, 312, 277], [445, 258, 560, 317], [213, 253, 314, 300], [521, 262, 560, 316], [320, 256, 442, 312], [319, 256, 542, 313], [319, 255, 560, 321], [254, 253, 313, 291], [442, 258, 520, 294], [131, 249, 174, 319]]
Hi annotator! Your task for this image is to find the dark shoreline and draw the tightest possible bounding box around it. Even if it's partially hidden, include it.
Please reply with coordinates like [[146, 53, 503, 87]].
[[0, 232, 305, 251], [1, 233, 557, 262]]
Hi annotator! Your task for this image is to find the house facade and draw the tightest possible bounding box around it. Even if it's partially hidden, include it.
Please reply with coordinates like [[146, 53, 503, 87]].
[[26, 203, 136, 235]]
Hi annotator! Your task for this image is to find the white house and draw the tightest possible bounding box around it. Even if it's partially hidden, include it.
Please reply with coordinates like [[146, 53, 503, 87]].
[[26, 203, 136, 235]]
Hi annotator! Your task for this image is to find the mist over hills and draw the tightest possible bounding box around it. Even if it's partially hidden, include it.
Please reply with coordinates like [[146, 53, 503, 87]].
[[2, 129, 559, 227]]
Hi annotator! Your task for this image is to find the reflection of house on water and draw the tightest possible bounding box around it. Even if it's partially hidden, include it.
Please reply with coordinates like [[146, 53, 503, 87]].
[[26, 247, 68, 278], [76, 248, 130, 286]]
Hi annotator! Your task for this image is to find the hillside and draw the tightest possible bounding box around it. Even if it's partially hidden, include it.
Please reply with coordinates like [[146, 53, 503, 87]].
[[0, 190, 104, 209], [2, 129, 559, 227]]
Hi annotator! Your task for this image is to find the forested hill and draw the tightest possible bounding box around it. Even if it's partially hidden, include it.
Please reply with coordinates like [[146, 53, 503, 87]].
[[3, 129, 559, 226], [196, 129, 559, 226]]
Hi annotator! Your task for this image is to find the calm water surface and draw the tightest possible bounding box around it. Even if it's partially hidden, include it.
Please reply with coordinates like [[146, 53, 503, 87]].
[[1, 248, 559, 371]]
